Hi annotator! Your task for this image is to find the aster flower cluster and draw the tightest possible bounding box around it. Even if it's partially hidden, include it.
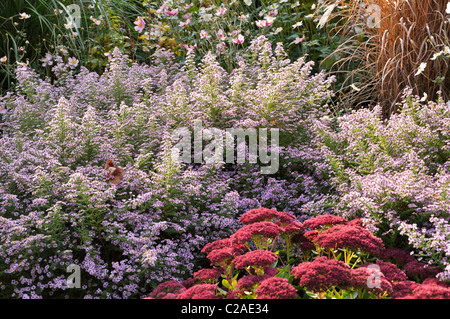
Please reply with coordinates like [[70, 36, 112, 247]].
[[316, 88, 450, 280], [0, 36, 338, 298]]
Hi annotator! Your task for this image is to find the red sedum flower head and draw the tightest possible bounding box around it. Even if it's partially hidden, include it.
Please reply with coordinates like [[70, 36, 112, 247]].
[[409, 283, 450, 299], [176, 284, 218, 299], [239, 208, 282, 225], [232, 250, 278, 270], [314, 224, 384, 255], [255, 277, 298, 299], [292, 256, 351, 292], [277, 220, 304, 235], [201, 238, 231, 254], [363, 260, 407, 283], [193, 268, 223, 283], [302, 214, 347, 230], [403, 260, 442, 280], [149, 280, 186, 299], [349, 266, 393, 293], [230, 221, 282, 245]]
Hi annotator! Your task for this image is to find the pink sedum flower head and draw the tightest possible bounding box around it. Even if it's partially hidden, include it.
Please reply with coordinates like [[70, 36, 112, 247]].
[[134, 16, 145, 33]]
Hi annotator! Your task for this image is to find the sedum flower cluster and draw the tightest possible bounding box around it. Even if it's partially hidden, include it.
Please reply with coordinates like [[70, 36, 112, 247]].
[[147, 208, 449, 299]]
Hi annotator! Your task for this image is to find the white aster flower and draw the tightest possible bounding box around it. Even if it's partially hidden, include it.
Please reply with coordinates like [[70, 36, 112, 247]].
[[19, 12, 31, 19], [292, 21, 303, 29], [415, 62, 427, 76]]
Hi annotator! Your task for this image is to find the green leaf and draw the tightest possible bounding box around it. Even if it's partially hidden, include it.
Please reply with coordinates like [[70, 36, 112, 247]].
[[222, 279, 232, 290]]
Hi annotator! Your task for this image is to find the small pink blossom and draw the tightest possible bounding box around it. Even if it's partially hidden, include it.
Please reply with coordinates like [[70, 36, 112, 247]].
[[90, 16, 101, 25], [179, 19, 191, 27], [134, 16, 145, 33], [41, 53, 53, 67], [216, 29, 226, 40], [232, 34, 244, 45], [216, 8, 227, 16], [200, 30, 210, 39], [294, 35, 305, 44], [165, 9, 178, 16]]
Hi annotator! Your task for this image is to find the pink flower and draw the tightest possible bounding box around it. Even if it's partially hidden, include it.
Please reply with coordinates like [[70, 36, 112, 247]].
[[90, 16, 101, 25], [294, 35, 305, 44], [232, 34, 244, 44], [206, 245, 245, 267], [200, 30, 210, 39], [180, 43, 197, 51], [264, 17, 274, 27], [391, 280, 419, 299], [41, 53, 53, 67], [179, 19, 191, 27], [216, 29, 226, 40], [165, 9, 178, 16], [216, 8, 227, 16], [379, 248, 416, 265], [277, 220, 303, 235], [255, 277, 297, 299], [236, 275, 267, 290], [403, 260, 442, 280], [156, 3, 167, 13], [134, 16, 145, 33]]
